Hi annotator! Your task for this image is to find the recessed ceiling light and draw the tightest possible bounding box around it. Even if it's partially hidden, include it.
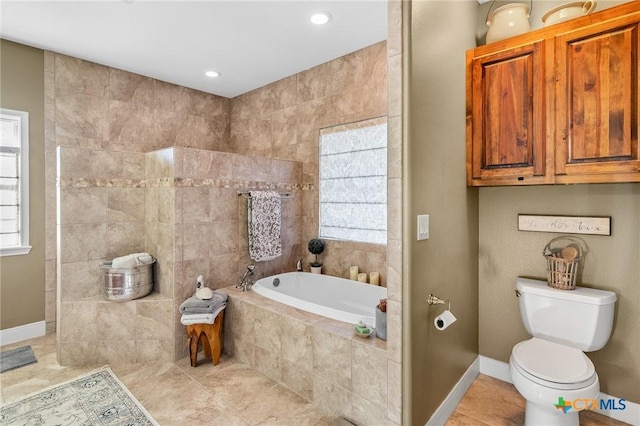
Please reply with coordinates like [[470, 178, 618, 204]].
[[310, 12, 332, 25], [205, 71, 221, 78]]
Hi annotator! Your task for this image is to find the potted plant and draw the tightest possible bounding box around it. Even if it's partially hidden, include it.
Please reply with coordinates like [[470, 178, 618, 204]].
[[376, 299, 387, 340], [307, 238, 325, 274]]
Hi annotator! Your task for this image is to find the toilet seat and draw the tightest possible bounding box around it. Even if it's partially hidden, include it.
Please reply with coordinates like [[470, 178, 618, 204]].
[[511, 338, 597, 390]]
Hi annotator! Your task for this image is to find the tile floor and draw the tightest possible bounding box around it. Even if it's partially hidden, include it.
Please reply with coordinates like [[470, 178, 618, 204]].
[[0, 334, 633, 425], [446, 374, 631, 426]]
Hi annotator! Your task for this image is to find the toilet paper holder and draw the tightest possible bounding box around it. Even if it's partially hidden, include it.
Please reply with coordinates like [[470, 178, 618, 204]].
[[427, 294, 450, 310]]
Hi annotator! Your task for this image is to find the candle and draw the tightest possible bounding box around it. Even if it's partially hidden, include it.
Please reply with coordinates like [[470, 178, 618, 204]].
[[350, 266, 359, 280], [357, 273, 367, 283], [370, 271, 380, 286]]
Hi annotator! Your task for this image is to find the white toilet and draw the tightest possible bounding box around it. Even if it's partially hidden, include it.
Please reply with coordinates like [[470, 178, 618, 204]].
[[510, 277, 617, 426]]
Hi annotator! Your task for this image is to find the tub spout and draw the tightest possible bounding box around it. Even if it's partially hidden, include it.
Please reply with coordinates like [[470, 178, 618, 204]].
[[236, 264, 255, 292], [296, 258, 302, 272]]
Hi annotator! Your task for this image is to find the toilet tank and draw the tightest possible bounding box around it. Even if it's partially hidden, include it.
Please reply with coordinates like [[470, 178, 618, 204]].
[[516, 277, 616, 351]]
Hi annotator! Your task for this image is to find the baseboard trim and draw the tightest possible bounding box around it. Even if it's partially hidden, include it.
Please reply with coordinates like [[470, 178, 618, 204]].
[[0, 321, 46, 346], [478, 355, 513, 383], [479, 355, 640, 425], [426, 357, 480, 426]]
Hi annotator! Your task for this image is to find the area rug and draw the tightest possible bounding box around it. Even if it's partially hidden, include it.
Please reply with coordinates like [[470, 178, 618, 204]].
[[0, 346, 37, 373], [0, 366, 158, 425]]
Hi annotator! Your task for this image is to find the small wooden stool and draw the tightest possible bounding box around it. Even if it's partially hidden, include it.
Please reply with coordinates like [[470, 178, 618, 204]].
[[186, 310, 224, 367]]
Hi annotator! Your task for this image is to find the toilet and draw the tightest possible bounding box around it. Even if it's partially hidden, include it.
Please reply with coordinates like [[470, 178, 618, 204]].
[[510, 277, 617, 426]]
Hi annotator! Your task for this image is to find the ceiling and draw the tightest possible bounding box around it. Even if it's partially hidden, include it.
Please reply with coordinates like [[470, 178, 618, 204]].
[[0, 1, 387, 98]]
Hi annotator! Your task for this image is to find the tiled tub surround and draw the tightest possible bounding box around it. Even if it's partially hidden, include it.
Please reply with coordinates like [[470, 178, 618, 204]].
[[221, 287, 392, 426], [57, 145, 303, 365], [230, 42, 389, 283]]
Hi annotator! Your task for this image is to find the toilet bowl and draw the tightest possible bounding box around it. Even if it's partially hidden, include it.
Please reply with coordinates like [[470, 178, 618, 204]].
[[510, 338, 599, 425], [510, 278, 617, 426]]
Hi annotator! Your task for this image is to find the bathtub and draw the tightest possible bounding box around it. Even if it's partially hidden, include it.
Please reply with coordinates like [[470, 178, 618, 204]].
[[252, 272, 387, 327]]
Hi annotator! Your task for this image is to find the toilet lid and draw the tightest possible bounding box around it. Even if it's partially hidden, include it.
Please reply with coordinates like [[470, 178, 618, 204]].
[[512, 338, 595, 385]]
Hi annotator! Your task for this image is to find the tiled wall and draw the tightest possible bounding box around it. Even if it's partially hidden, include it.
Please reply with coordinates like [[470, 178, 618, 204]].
[[44, 52, 230, 334], [385, 1, 404, 425], [222, 288, 389, 425], [230, 41, 389, 283], [57, 145, 174, 365], [56, 146, 303, 364], [159, 148, 304, 360]]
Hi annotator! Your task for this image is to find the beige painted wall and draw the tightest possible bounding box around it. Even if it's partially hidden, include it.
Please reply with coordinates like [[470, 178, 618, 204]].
[[407, 2, 479, 424], [479, 184, 640, 403], [0, 40, 46, 330]]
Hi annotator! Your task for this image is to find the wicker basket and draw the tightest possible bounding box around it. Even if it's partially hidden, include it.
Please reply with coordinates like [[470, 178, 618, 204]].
[[543, 236, 584, 290]]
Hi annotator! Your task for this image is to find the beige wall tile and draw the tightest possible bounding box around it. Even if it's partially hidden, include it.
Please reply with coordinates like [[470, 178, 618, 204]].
[[58, 342, 94, 366], [210, 188, 238, 222], [281, 359, 314, 400], [45, 290, 56, 323], [312, 374, 352, 419], [60, 223, 106, 263], [106, 222, 145, 259], [209, 222, 238, 257], [386, 299, 402, 364], [182, 223, 210, 260], [97, 302, 137, 340], [254, 307, 282, 353], [109, 68, 154, 107], [55, 92, 109, 141], [351, 392, 387, 426], [60, 259, 104, 301], [281, 317, 313, 366], [58, 301, 97, 343], [254, 346, 282, 383], [109, 100, 154, 148], [137, 300, 174, 340], [107, 188, 145, 223], [123, 152, 146, 179], [312, 327, 351, 390], [209, 253, 239, 289], [153, 109, 189, 148], [182, 187, 210, 224], [60, 187, 107, 225], [387, 359, 402, 424], [54, 54, 108, 98], [45, 260, 56, 292], [58, 147, 123, 179], [352, 341, 388, 406], [93, 340, 137, 365], [153, 80, 190, 115], [136, 339, 174, 363]]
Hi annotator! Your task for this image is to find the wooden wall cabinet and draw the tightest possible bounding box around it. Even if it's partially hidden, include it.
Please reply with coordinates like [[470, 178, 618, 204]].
[[466, 2, 640, 186]]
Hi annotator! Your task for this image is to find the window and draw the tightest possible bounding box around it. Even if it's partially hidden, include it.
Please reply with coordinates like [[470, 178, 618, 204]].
[[0, 108, 31, 256], [319, 117, 387, 245]]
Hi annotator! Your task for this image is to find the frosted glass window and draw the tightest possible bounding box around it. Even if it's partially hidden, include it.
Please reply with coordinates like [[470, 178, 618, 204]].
[[0, 109, 30, 256], [319, 117, 387, 245]]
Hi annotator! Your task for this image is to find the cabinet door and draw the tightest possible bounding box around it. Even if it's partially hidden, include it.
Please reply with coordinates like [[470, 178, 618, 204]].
[[555, 14, 640, 183], [467, 41, 547, 186]]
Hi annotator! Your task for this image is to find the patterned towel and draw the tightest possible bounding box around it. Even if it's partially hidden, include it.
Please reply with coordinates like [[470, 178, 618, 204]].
[[248, 191, 282, 262]]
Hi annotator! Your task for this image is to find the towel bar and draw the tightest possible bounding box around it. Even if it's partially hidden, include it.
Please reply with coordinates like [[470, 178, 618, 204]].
[[236, 190, 294, 199]]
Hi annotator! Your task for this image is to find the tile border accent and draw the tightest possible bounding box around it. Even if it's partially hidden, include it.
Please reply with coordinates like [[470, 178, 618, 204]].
[[58, 177, 312, 192]]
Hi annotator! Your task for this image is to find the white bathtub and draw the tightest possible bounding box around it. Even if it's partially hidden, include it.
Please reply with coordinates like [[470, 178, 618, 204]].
[[252, 272, 387, 327]]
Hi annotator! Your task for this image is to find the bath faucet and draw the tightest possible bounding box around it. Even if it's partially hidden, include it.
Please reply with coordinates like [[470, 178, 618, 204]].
[[236, 264, 255, 292], [296, 258, 302, 272]]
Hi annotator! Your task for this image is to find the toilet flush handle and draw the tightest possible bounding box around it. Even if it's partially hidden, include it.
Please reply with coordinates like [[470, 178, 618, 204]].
[[514, 289, 522, 297]]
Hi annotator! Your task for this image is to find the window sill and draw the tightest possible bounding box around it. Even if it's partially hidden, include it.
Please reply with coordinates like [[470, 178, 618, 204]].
[[0, 245, 32, 257]]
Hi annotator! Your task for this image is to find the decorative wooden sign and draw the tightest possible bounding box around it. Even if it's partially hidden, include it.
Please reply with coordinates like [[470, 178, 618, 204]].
[[517, 215, 611, 236]]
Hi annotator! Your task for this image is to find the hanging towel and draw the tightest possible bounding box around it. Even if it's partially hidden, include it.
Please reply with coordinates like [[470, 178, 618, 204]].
[[248, 191, 282, 262]]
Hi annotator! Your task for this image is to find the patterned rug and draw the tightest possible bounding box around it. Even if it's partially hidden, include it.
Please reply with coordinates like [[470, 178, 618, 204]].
[[0, 367, 158, 425]]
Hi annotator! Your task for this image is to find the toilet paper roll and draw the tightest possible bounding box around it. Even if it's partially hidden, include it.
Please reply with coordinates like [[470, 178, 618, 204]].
[[434, 310, 457, 331]]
